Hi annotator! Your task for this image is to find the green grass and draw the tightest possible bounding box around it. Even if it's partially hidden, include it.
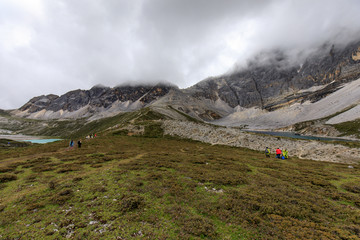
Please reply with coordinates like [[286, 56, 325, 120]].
[[0, 107, 173, 138], [333, 119, 360, 138], [0, 139, 30, 148], [0, 133, 359, 239], [292, 105, 360, 139], [0, 109, 10, 117]]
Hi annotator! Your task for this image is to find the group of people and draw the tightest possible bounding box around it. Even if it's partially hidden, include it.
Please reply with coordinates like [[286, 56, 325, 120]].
[[265, 147, 289, 159], [85, 133, 97, 139], [69, 139, 82, 149], [69, 133, 97, 149]]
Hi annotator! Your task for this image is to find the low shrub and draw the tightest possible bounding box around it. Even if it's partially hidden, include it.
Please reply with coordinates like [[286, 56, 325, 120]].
[[143, 123, 164, 138], [90, 184, 107, 193], [58, 189, 73, 196], [26, 203, 45, 211], [0, 166, 16, 173], [72, 177, 83, 182], [24, 173, 42, 183], [48, 180, 58, 190], [90, 164, 103, 168], [182, 216, 217, 238], [0, 174, 17, 183], [57, 164, 83, 173], [50, 188, 73, 205], [112, 129, 129, 136], [118, 194, 145, 213], [342, 182, 360, 194], [31, 164, 56, 172]]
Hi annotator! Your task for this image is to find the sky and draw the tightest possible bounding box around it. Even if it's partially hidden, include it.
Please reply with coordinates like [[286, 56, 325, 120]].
[[1, 0, 360, 109]]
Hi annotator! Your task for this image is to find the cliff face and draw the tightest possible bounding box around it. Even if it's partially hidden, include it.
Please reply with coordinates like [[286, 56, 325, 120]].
[[13, 40, 360, 123], [18, 84, 176, 115], [187, 41, 360, 110]]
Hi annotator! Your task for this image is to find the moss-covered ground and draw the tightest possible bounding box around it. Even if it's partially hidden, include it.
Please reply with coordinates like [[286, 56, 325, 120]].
[[0, 133, 359, 239], [334, 119, 360, 138]]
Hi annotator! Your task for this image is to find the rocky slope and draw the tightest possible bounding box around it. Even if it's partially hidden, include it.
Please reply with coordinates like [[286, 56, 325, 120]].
[[187, 41, 360, 110], [214, 78, 360, 130], [9, 40, 360, 135], [12, 83, 177, 120], [162, 120, 360, 164]]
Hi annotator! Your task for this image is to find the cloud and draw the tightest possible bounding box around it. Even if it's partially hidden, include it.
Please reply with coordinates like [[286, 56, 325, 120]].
[[0, 0, 360, 109], [240, 0, 360, 64]]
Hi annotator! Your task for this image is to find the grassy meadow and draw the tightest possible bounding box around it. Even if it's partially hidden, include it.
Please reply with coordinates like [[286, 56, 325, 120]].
[[0, 131, 360, 239]]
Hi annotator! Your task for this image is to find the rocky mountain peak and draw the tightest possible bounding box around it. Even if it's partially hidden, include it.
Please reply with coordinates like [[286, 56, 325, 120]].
[[11, 40, 360, 126], [19, 94, 59, 112], [188, 40, 360, 110], [15, 82, 178, 119]]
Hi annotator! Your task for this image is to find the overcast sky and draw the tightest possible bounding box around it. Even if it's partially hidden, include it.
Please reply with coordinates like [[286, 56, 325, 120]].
[[1, 0, 360, 109]]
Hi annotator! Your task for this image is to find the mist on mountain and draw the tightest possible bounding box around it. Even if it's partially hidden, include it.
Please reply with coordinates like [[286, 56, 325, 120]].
[[1, 0, 360, 109]]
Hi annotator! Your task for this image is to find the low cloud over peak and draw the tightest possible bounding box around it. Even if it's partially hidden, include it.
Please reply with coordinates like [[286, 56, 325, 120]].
[[1, 0, 360, 109]]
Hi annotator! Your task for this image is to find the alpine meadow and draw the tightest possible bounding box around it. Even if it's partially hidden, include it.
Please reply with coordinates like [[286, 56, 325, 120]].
[[1, 0, 360, 239]]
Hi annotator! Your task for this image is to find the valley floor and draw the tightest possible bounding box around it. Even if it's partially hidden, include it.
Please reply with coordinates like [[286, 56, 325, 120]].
[[0, 134, 359, 239], [163, 120, 360, 164]]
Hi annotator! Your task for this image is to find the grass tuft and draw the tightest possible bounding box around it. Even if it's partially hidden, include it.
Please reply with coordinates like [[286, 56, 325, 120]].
[[0, 174, 17, 183]]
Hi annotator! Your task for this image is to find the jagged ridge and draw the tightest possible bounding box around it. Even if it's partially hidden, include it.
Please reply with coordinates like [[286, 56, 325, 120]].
[[187, 41, 360, 110]]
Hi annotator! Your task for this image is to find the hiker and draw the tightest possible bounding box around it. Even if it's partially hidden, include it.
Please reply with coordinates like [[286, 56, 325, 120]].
[[77, 140, 82, 148], [283, 149, 288, 159], [275, 148, 282, 158], [265, 147, 271, 158], [69, 140, 74, 148]]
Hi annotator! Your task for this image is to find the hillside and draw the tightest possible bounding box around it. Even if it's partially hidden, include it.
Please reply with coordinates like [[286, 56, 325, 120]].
[[0, 128, 359, 239], [11, 83, 177, 120], [6, 40, 360, 139], [187, 41, 360, 110], [214, 77, 360, 132], [0, 107, 184, 138], [1, 106, 359, 165]]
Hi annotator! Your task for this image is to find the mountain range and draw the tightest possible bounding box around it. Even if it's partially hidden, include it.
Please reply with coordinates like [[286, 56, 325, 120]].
[[4, 40, 360, 138]]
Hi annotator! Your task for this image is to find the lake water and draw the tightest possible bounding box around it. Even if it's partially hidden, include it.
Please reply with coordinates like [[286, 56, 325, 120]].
[[0, 134, 62, 144], [23, 139, 62, 144], [246, 131, 358, 142]]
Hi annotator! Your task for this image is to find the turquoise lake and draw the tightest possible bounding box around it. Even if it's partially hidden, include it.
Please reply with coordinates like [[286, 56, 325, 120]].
[[24, 139, 62, 144]]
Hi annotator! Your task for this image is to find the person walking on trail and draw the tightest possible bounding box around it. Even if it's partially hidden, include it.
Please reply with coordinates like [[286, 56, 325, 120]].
[[77, 140, 82, 148], [265, 147, 271, 158], [69, 140, 74, 148], [276, 148, 282, 158], [283, 149, 288, 159]]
